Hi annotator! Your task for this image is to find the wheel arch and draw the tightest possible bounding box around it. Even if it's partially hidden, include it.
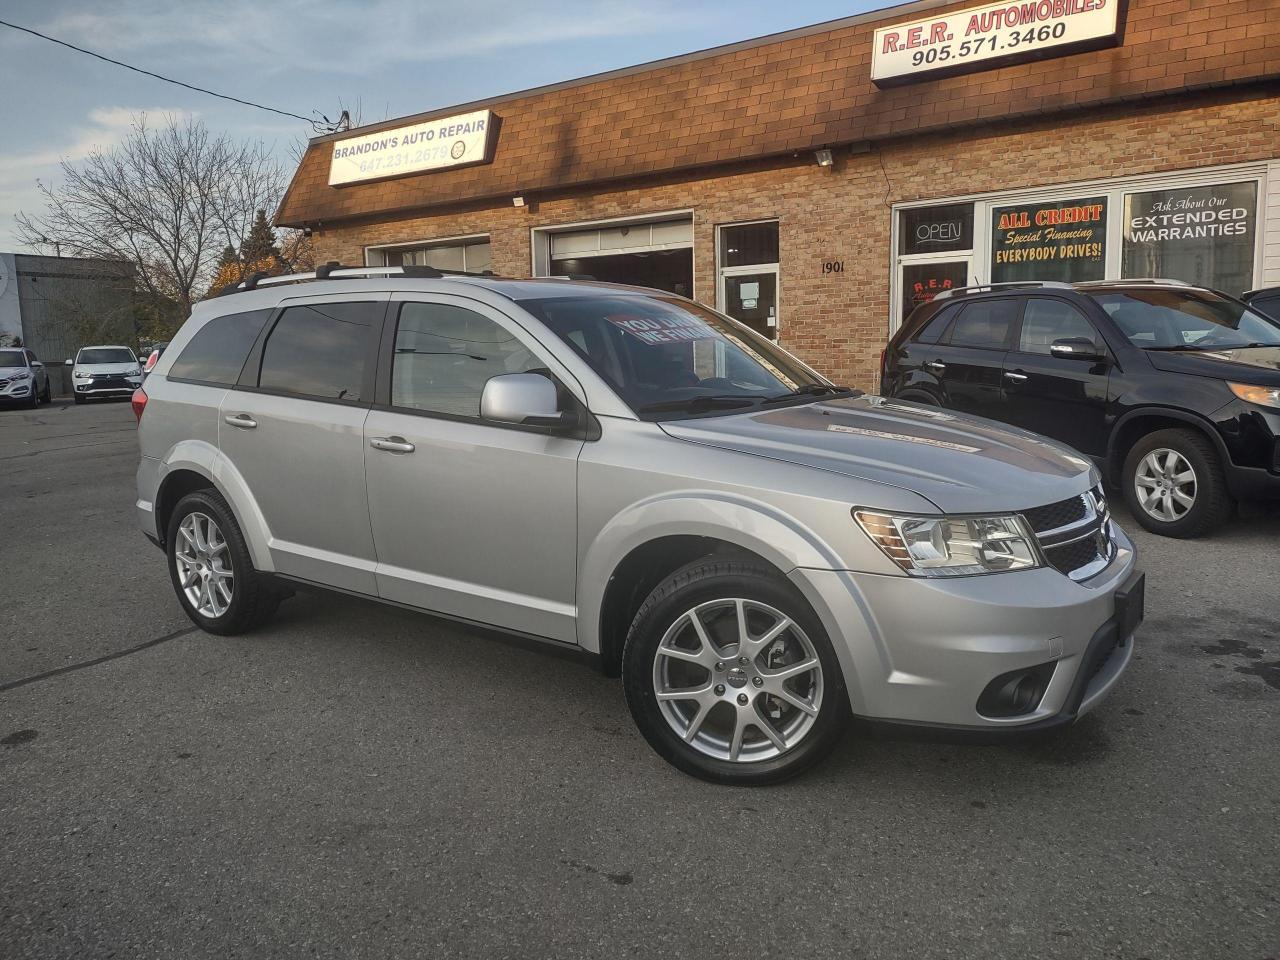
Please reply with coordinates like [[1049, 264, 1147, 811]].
[[1107, 407, 1230, 485], [154, 443, 274, 570], [580, 492, 847, 676]]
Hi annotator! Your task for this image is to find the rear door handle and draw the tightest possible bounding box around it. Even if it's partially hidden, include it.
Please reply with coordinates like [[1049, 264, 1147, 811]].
[[924, 360, 946, 374], [370, 436, 415, 454], [224, 413, 257, 429], [1003, 370, 1029, 382]]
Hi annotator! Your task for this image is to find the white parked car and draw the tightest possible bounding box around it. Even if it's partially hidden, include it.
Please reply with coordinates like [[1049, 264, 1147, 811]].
[[66, 345, 143, 403], [0, 347, 52, 407]]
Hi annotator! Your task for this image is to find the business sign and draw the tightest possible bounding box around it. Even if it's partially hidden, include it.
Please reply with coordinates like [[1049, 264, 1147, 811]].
[[901, 261, 969, 321], [1122, 181, 1257, 292], [900, 203, 975, 255], [328, 109, 496, 187], [871, 0, 1122, 87], [991, 196, 1107, 283]]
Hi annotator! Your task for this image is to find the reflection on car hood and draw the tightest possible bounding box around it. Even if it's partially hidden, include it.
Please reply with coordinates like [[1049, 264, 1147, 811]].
[[660, 395, 1098, 514], [1146, 346, 1280, 384]]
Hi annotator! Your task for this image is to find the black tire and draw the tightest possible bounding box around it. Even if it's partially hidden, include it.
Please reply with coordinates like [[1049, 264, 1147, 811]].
[[27, 384, 39, 408], [166, 488, 285, 635], [73, 394, 84, 404], [1122, 427, 1233, 538], [622, 559, 848, 785]]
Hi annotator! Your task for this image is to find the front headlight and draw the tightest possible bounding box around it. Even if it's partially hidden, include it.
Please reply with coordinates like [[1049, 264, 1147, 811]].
[[1229, 382, 1280, 409], [73, 370, 91, 379], [128, 368, 142, 377], [854, 510, 1043, 577], [11, 370, 30, 380]]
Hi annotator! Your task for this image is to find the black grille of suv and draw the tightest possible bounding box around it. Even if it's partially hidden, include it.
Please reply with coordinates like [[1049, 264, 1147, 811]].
[[1043, 534, 1104, 577], [1021, 495, 1087, 533]]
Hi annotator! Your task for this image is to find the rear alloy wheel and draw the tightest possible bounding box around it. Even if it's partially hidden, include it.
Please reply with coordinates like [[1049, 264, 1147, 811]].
[[623, 560, 847, 784], [167, 489, 286, 634], [1122, 428, 1233, 538]]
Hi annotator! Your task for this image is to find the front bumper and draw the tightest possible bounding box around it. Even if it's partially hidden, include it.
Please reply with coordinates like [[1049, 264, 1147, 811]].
[[75, 377, 140, 397], [789, 524, 1141, 733], [0, 378, 35, 401]]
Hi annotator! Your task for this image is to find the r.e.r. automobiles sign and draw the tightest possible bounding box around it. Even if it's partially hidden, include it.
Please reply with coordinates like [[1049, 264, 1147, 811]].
[[871, 0, 1122, 87]]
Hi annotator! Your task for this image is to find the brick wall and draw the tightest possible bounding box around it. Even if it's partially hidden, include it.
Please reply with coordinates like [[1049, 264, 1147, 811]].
[[313, 88, 1280, 392], [279, 0, 1279, 226]]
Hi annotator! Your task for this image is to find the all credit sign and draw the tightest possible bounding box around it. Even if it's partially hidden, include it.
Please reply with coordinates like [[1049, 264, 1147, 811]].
[[871, 0, 1122, 87], [328, 109, 496, 187]]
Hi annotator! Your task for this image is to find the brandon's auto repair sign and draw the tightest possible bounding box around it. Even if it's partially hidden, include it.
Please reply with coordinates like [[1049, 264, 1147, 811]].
[[871, 0, 1122, 86], [328, 110, 495, 186]]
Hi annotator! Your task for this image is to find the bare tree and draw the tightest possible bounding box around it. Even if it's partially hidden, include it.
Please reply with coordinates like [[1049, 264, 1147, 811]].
[[17, 114, 288, 331]]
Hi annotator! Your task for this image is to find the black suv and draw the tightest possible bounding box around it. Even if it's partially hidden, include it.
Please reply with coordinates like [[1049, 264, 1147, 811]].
[[1243, 287, 1280, 322], [882, 280, 1280, 538]]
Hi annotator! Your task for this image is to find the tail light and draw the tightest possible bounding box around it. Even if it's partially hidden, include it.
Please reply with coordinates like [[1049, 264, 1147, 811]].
[[131, 386, 148, 422], [143, 349, 159, 373]]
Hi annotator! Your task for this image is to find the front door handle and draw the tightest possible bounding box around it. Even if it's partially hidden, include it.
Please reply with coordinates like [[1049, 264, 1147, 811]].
[[1003, 370, 1029, 383], [370, 436, 416, 454], [924, 360, 947, 374], [224, 413, 258, 429]]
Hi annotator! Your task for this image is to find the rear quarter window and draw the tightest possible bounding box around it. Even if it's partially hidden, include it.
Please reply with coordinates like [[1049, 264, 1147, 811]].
[[168, 309, 272, 385], [911, 304, 959, 344]]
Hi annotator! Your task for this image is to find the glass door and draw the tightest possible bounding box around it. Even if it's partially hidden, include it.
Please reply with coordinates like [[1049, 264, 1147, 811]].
[[899, 260, 971, 325], [722, 269, 779, 340]]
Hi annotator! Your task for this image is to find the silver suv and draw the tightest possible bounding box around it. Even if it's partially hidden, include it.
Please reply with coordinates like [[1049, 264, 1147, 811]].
[[0, 347, 51, 407], [135, 266, 1144, 784]]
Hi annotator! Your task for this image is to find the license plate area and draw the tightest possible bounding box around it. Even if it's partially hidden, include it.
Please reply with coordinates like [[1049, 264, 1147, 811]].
[[1115, 571, 1145, 642]]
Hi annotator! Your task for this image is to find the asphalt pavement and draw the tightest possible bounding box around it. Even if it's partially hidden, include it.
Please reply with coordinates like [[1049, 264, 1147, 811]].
[[2, 400, 1277, 960]]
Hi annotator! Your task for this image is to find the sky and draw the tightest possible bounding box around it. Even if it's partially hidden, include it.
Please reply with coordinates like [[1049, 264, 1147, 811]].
[[0, 0, 891, 252]]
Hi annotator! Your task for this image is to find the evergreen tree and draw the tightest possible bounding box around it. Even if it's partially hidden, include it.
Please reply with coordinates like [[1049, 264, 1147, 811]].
[[240, 209, 279, 262], [216, 244, 238, 269]]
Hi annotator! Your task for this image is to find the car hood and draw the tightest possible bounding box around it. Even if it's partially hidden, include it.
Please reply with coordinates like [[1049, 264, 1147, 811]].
[[1145, 346, 1280, 385], [659, 395, 1098, 514], [75, 362, 138, 374]]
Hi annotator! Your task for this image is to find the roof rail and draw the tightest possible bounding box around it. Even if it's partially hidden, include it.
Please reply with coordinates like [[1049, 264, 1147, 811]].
[[1073, 277, 1193, 288], [933, 280, 1072, 302], [212, 263, 504, 297]]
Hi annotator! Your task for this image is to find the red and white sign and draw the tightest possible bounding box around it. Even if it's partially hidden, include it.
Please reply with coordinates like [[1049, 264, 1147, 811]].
[[871, 0, 1121, 86]]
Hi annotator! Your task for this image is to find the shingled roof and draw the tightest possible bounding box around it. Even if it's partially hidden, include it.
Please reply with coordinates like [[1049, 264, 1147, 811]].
[[277, 0, 1280, 227]]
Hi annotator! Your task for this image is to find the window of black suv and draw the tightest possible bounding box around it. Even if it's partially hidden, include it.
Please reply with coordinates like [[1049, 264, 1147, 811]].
[[1093, 289, 1280, 351]]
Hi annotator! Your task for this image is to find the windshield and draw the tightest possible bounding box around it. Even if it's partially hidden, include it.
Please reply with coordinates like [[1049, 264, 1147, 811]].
[[0, 351, 25, 368], [77, 347, 137, 365], [520, 294, 829, 416], [1093, 289, 1280, 351]]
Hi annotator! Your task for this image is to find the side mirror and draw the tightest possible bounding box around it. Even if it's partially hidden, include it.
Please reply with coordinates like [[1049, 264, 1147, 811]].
[[1050, 337, 1107, 363], [31, 360, 42, 367], [481, 373, 578, 431], [64, 358, 73, 366]]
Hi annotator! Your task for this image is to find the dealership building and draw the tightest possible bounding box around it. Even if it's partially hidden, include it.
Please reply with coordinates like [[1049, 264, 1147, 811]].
[[278, 0, 1280, 390]]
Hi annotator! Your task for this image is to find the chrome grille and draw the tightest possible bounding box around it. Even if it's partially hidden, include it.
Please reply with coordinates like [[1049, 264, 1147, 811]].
[[1021, 487, 1115, 582]]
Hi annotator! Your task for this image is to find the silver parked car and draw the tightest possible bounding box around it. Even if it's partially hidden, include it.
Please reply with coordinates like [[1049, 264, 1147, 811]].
[[67, 345, 143, 403], [0, 347, 52, 407], [135, 266, 1144, 784]]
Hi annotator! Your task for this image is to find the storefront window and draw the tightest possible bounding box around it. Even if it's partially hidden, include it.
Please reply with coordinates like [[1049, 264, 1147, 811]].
[[1122, 181, 1257, 292], [901, 261, 969, 321], [990, 196, 1106, 284], [374, 238, 492, 274], [719, 222, 779, 268], [899, 204, 974, 256]]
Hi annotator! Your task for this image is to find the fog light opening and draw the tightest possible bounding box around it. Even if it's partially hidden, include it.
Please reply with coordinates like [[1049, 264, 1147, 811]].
[[977, 662, 1056, 719]]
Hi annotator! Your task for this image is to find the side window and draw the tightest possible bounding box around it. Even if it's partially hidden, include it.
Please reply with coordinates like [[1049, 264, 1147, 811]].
[[946, 299, 1019, 349], [24, 350, 37, 364], [390, 302, 540, 418], [913, 304, 959, 344], [168, 309, 272, 385], [1250, 295, 1280, 322], [258, 302, 376, 402], [1018, 298, 1100, 355]]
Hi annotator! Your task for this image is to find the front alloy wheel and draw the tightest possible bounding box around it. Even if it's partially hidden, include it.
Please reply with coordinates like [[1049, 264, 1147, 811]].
[[653, 598, 823, 762], [1133, 447, 1197, 523], [623, 559, 847, 784]]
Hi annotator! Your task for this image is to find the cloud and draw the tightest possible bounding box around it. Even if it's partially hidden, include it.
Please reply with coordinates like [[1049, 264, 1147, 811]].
[[0, 107, 194, 250]]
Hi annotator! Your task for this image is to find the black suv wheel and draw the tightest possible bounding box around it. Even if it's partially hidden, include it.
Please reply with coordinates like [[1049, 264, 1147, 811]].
[[1122, 428, 1234, 538]]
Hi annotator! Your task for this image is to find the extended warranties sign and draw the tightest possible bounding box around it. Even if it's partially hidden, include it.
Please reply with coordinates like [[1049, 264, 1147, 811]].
[[328, 109, 496, 187]]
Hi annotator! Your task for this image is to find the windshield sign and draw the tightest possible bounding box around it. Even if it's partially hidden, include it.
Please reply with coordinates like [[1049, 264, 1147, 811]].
[[1093, 290, 1280, 351], [78, 348, 136, 365]]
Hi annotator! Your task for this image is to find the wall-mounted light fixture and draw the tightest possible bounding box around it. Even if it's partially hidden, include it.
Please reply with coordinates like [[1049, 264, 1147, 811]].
[[512, 196, 526, 207], [814, 149, 835, 168]]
